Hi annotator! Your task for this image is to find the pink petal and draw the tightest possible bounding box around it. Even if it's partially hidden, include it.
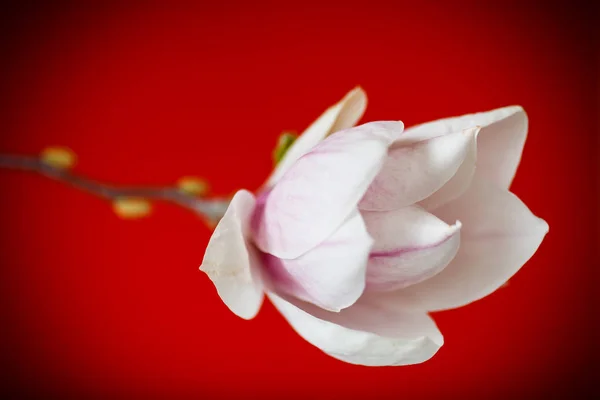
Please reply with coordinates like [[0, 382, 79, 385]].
[[363, 206, 461, 291], [387, 177, 548, 312], [268, 292, 442, 366], [359, 127, 478, 211], [266, 87, 367, 186], [199, 190, 264, 320], [404, 106, 527, 189], [253, 121, 403, 259], [261, 211, 372, 312]]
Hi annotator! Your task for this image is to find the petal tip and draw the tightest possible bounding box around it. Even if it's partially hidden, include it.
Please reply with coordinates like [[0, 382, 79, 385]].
[[451, 220, 463, 232], [396, 120, 405, 132], [538, 217, 550, 235], [498, 105, 526, 116], [425, 331, 444, 347], [349, 85, 367, 96], [236, 296, 264, 320], [384, 120, 405, 142]]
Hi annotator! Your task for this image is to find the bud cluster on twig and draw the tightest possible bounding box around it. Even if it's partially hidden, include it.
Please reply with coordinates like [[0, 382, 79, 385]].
[[0, 146, 230, 225]]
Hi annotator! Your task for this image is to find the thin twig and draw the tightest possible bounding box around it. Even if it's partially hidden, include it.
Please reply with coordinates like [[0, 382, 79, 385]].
[[0, 154, 230, 222]]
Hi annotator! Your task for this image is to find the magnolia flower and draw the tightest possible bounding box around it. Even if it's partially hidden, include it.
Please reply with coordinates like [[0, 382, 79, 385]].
[[200, 88, 548, 366]]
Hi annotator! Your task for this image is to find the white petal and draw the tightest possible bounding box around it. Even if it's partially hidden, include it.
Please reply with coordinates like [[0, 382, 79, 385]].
[[360, 127, 478, 211], [388, 177, 548, 312], [199, 190, 264, 320], [253, 121, 403, 259], [418, 127, 480, 210], [266, 87, 367, 186], [404, 106, 527, 189], [269, 292, 442, 366], [262, 211, 372, 311], [363, 206, 461, 291]]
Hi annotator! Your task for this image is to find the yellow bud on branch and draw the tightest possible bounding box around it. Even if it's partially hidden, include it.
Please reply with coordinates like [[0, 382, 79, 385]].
[[177, 176, 209, 196], [40, 146, 77, 169], [112, 197, 151, 219]]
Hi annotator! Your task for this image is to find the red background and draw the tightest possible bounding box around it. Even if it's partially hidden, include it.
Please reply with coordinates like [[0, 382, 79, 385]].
[[0, 1, 597, 399]]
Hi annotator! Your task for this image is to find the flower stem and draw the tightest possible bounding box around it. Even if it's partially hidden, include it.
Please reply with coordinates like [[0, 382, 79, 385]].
[[0, 154, 230, 223]]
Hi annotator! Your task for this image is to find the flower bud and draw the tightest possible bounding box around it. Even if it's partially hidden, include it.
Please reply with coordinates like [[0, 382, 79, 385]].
[[112, 197, 151, 219], [40, 146, 77, 169], [272, 132, 297, 165], [177, 176, 209, 196]]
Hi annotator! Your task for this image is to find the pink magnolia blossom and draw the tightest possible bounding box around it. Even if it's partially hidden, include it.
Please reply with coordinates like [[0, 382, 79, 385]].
[[200, 88, 548, 366]]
